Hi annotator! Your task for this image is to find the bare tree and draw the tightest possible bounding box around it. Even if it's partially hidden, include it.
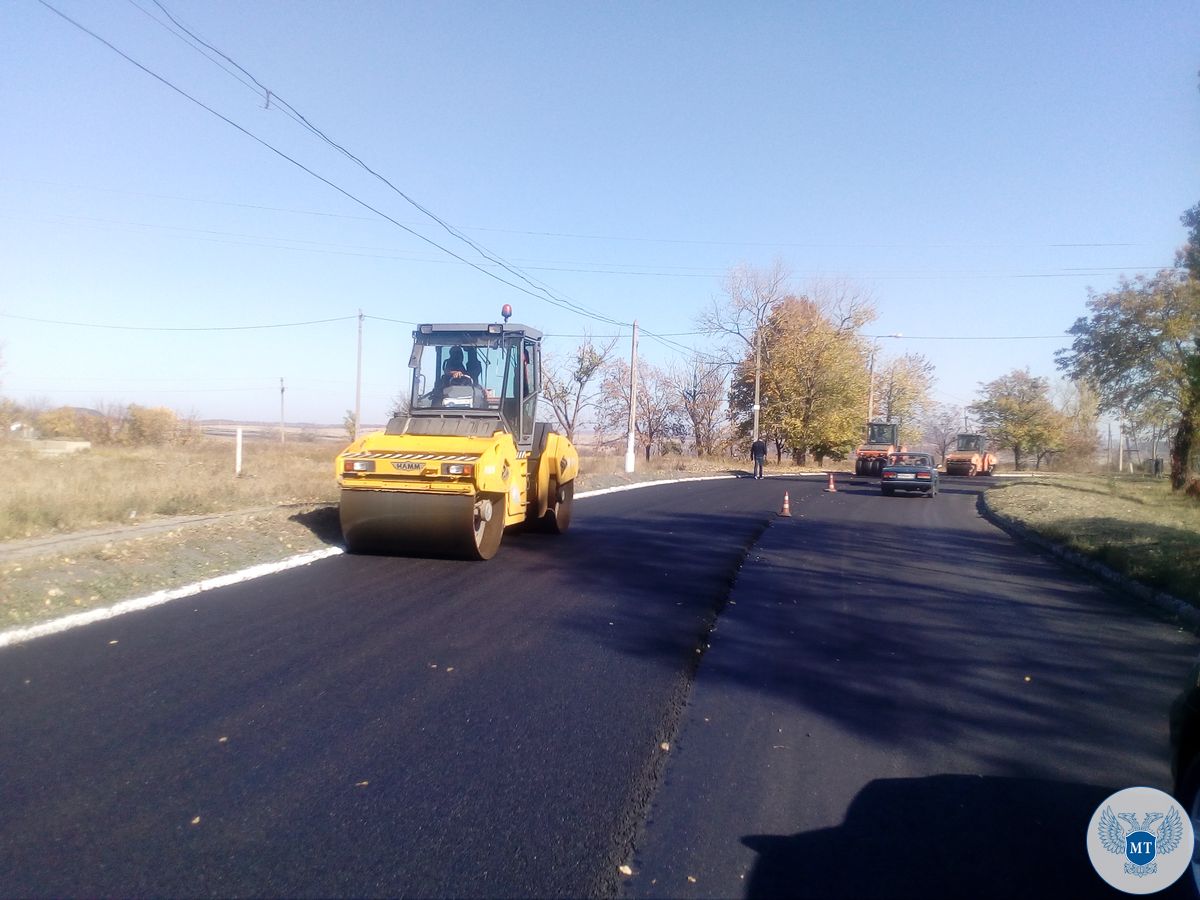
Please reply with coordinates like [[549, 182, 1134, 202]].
[[669, 357, 726, 456], [542, 334, 617, 441], [1051, 378, 1102, 471], [921, 403, 963, 463], [697, 260, 796, 441], [597, 360, 686, 461], [389, 392, 411, 420], [699, 260, 793, 356]]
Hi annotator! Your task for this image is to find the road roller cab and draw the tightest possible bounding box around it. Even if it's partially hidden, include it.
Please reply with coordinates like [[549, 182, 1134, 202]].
[[854, 421, 903, 476], [336, 310, 580, 560], [944, 433, 996, 476]]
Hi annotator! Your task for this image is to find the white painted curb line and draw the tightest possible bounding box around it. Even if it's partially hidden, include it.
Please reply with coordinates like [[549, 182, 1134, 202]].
[[1, 473, 817, 650], [0, 547, 343, 650]]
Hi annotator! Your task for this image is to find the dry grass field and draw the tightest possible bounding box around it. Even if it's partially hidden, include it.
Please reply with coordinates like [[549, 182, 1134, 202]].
[[0, 439, 340, 541]]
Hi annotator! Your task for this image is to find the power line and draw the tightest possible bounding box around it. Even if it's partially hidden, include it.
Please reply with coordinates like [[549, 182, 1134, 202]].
[[6, 206, 1170, 279], [133, 0, 625, 329], [0, 311, 355, 331], [10, 179, 1154, 253], [35, 0, 625, 330], [866, 333, 1066, 340]]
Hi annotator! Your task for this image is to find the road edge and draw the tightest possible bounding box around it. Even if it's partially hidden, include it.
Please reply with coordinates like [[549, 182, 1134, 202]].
[[976, 486, 1200, 632], [0, 547, 344, 650]]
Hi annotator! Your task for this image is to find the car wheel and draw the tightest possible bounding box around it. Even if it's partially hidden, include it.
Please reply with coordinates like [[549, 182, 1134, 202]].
[[1176, 752, 1200, 898], [881, 486, 894, 497]]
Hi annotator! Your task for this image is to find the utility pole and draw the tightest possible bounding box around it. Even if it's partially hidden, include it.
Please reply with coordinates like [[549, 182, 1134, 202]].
[[1117, 414, 1124, 474], [354, 309, 363, 440], [752, 327, 762, 442], [867, 343, 877, 421], [624, 321, 638, 474], [866, 334, 902, 423], [279, 377, 286, 445]]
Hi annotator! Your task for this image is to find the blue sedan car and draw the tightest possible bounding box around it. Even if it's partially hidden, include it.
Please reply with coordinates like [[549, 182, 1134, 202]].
[[880, 452, 940, 497]]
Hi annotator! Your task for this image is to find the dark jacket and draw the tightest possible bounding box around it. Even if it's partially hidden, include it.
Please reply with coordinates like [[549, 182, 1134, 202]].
[[750, 439, 768, 460]]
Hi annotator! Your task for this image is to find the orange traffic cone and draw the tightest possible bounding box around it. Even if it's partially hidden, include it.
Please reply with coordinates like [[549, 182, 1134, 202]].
[[779, 491, 792, 517], [824, 472, 838, 492]]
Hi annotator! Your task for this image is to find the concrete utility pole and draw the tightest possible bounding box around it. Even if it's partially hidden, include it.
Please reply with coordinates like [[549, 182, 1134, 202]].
[[624, 321, 638, 474], [866, 333, 902, 422], [752, 327, 762, 442], [279, 377, 286, 445], [354, 309, 363, 440], [867, 343, 877, 422], [1117, 414, 1124, 474]]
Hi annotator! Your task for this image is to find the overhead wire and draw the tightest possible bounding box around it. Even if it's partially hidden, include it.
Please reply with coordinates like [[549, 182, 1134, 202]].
[[11, 178, 1155, 254], [5, 203, 1168, 279], [32, 2, 1114, 372], [35, 0, 627, 331], [12, 210, 1160, 280], [0, 311, 356, 331], [135, 0, 625, 329]]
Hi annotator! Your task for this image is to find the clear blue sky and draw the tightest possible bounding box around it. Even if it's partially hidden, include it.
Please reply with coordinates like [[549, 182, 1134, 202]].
[[2, 0, 1197, 425]]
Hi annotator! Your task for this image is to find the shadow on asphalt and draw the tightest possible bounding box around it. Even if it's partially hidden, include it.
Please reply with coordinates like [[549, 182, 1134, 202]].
[[740, 774, 1171, 899], [561, 477, 1196, 780], [541, 504, 775, 664]]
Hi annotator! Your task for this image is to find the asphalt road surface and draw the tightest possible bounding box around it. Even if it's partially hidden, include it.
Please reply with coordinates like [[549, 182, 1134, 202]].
[[0, 475, 1194, 898], [625, 476, 1198, 899]]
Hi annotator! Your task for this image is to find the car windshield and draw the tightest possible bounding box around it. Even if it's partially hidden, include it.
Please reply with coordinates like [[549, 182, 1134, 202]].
[[891, 454, 932, 467]]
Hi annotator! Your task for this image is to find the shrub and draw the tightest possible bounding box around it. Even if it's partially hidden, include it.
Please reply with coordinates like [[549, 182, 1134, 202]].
[[125, 405, 180, 446]]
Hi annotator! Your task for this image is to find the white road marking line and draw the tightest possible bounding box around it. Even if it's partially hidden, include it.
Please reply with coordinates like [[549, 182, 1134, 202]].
[[0, 547, 344, 650], [2, 473, 824, 649]]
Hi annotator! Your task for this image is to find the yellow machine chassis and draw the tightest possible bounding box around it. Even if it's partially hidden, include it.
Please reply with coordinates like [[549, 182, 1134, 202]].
[[336, 426, 578, 560]]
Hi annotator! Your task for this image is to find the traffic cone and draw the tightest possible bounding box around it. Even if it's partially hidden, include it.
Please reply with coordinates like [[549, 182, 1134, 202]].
[[824, 472, 838, 492], [778, 491, 792, 517]]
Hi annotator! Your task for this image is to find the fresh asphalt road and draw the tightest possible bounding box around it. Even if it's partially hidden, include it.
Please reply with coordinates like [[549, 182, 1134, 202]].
[[625, 476, 1199, 899], [0, 475, 1194, 898], [0, 475, 782, 897]]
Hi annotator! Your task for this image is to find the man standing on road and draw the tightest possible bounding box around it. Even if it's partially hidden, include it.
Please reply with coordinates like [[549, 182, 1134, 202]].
[[750, 436, 768, 480]]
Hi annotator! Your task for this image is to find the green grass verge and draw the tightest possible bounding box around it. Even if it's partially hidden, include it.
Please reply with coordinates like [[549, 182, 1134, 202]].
[[986, 475, 1200, 606]]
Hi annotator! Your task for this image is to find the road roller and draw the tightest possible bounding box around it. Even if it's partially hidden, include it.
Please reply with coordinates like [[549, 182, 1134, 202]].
[[335, 306, 580, 560]]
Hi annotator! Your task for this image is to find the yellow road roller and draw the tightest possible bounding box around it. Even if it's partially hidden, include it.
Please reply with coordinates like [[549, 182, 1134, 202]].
[[335, 307, 580, 559]]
